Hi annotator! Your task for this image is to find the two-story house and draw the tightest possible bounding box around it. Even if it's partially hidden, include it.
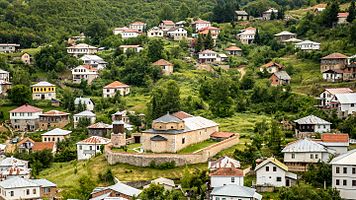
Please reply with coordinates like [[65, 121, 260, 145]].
[[235, 10, 249, 21], [262, 8, 279, 20], [208, 156, 241, 171], [198, 50, 219, 63], [224, 45, 242, 56], [77, 136, 110, 160], [320, 53, 348, 73], [295, 40, 320, 51], [73, 110, 96, 128], [192, 19, 211, 32], [198, 26, 220, 40], [31, 81, 56, 100], [103, 81, 130, 98], [166, 27, 188, 40], [0, 44, 20, 53], [152, 59, 174, 75], [71, 65, 98, 84], [158, 20, 175, 34], [89, 181, 141, 200], [41, 128, 72, 143], [334, 93, 356, 118], [0, 69, 10, 82], [319, 88, 353, 108], [66, 43, 98, 56], [237, 27, 256, 44], [337, 12, 349, 24], [259, 62, 285, 74], [79, 55, 107, 70], [129, 21, 146, 32], [119, 29, 142, 39], [147, 27, 164, 38], [274, 31, 297, 42], [10, 104, 43, 132], [74, 97, 95, 111], [293, 115, 331, 137], [38, 110, 70, 130], [210, 167, 244, 188]]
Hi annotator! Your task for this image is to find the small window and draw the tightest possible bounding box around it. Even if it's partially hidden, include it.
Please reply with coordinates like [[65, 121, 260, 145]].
[[182, 138, 185, 144], [351, 104, 355, 107], [343, 167, 347, 174], [336, 167, 340, 173], [310, 154, 314, 159], [231, 177, 235, 183], [97, 145, 99, 150], [353, 180, 356, 186], [10, 191, 14, 196], [291, 154, 295, 159], [276, 177, 282, 182], [266, 166, 269, 172], [79, 145, 82, 150], [343, 180, 347, 186], [26, 189, 30, 195], [33, 189, 36, 194], [352, 168, 356, 174], [336, 179, 340, 185], [315, 154, 318, 159], [273, 167, 277, 172]]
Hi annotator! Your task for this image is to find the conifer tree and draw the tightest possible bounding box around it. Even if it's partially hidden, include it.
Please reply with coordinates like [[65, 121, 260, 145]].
[[347, 0, 356, 23], [254, 28, 261, 44], [204, 31, 214, 50], [270, 11, 276, 20]]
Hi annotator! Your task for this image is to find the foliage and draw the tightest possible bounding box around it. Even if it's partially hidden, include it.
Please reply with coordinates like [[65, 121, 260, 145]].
[[278, 182, 341, 200], [62, 175, 96, 200], [140, 184, 185, 200], [195, 33, 215, 52], [149, 161, 176, 169], [147, 39, 165, 62], [181, 168, 209, 199], [98, 168, 115, 185], [212, 0, 239, 23], [320, 2, 339, 27], [14, 150, 53, 175], [7, 84, 31, 105], [303, 162, 332, 188]]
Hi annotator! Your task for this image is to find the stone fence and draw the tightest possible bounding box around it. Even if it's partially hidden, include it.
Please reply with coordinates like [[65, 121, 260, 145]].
[[105, 135, 239, 167]]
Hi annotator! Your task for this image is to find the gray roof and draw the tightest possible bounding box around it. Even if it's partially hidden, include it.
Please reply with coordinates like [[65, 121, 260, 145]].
[[31, 81, 55, 87], [0, 69, 9, 74], [330, 149, 356, 165], [235, 10, 248, 16], [151, 177, 175, 187], [274, 71, 291, 80], [74, 110, 96, 117], [334, 93, 356, 104], [30, 179, 56, 187], [153, 113, 182, 123], [0, 177, 38, 189], [41, 128, 72, 136], [282, 138, 330, 153], [0, 157, 28, 167], [211, 185, 262, 200], [74, 97, 94, 105], [294, 115, 331, 125], [108, 182, 142, 197], [274, 31, 296, 36], [151, 135, 168, 141]]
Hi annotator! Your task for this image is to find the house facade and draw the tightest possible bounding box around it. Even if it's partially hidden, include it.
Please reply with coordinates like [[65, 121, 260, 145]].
[[337, 12, 349, 24], [192, 19, 211, 32], [0, 69, 10, 82], [260, 62, 285, 74], [129, 21, 146, 32], [210, 167, 244, 188], [41, 128, 72, 143], [270, 71, 291, 86], [224, 45, 242, 56], [274, 31, 297, 42], [10, 104, 43, 132], [73, 110, 96, 128], [320, 53, 348, 73], [262, 8, 279, 20], [0, 44, 20, 53], [323, 69, 344, 82], [38, 110, 70, 130], [87, 122, 112, 137], [208, 156, 241, 171], [198, 50, 218, 63], [147, 27, 164, 38], [77, 136, 110, 160], [103, 81, 130, 97], [74, 97, 95, 111], [21, 53, 32, 65], [237, 27, 256, 44], [66, 43, 98, 56], [319, 88, 353, 108], [334, 93, 356, 118], [79, 55, 107, 70], [31, 81, 56, 100], [71, 65, 98, 84], [235, 10, 249, 21], [293, 115, 331, 137], [152, 59, 174, 75], [210, 185, 262, 200], [167, 27, 188, 40], [0, 70, 11, 96], [119, 29, 142, 39], [158, 20, 175, 33], [295, 40, 320, 51], [119, 45, 144, 53]]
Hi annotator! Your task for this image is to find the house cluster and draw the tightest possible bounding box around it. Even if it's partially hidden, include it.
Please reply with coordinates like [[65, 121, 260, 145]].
[[0, 69, 11, 96], [259, 61, 291, 86], [321, 53, 356, 82], [319, 87, 356, 118], [235, 7, 282, 21]]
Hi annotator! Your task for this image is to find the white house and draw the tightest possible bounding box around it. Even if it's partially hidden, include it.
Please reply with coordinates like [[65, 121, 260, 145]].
[[210, 185, 262, 200], [0, 44, 20, 53], [113, 26, 129, 35], [90, 181, 141, 200], [293, 115, 331, 136], [0, 157, 28, 171], [76, 136, 110, 160], [152, 59, 174, 75], [237, 27, 256, 45], [198, 50, 218, 63], [319, 88, 353, 108], [129, 21, 146, 32], [282, 138, 335, 172], [66, 43, 98, 56], [317, 133, 349, 155], [147, 27, 164, 38], [119, 29, 142, 39], [144, 177, 175, 191], [274, 31, 297, 42], [79, 55, 107, 70], [9, 104, 43, 132], [0, 69, 10, 82], [119, 45, 144, 53], [322, 69, 344, 82], [192, 19, 211, 32], [330, 149, 356, 200], [74, 97, 95, 111], [103, 81, 130, 98], [41, 128, 72, 143], [255, 157, 297, 187], [0, 177, 41, 200], [334, 93, 356, 118], [295, 40, 320, 51], [71, 65, 98, 84], [262, 8, 279, 20], [166, 27, 188, 40], [210, 167, 244, 188], [208, 156, 241, 171], [73, 110, 96, 128], [158, 20, 176, 33]]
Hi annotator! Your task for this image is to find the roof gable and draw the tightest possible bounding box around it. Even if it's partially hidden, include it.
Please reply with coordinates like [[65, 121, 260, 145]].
[[293, 115, 331, 125], [10, 104, 42, 113], [282, 138, 329, 153], [255, 157, 288, 172]]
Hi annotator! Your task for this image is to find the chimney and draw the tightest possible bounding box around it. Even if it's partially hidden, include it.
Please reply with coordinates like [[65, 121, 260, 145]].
[[113, 120, 125, 134]]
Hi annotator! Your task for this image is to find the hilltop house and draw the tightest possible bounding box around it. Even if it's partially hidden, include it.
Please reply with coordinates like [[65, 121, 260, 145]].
[[235, 10, 249, 21], [89, 181, 141, 200], [0, 69, 10, 82], [144, 177, 175, 191], [198, 50, 227, 63], [293, 115, 331, 137], [31, 81, 56, 100], [152, 59, 174, 75], [141, 111, 219, 153], [103, 81, 130, 97], [260, 62, 285, 74], [77, 136, 110, 160], [147, 27, 164, 38], [119, 29, 142, 39], [129, 21, 146, 32], [21, 52, 32, 65], [295, 40, 320, 51], [38, 110, 70, 130], [208, 156, 241, 171], [334, 93, 356, 118], [0, 44, 20, 53], [319, 88, 353, 108], [71, 65, 98, 84], [224, 45, 242, 56], [337, 12, 349, 24], [210, 167, 244, 188], [66, 43, 98, 56], [330, 149, 356, 199], [192, 19, 211, 32], [263, 8, 278, 20], [210, 185, 262, 200], [87, 122, 112, 137], [167, 27, 188, 40], [41, 128, 72, 143], [79, 55, 107, 70], [73, 110, 96, 128], [274, 31, 297, 42], [74, 97, 95, 111], [282, 138, 335, 172], [316, 133, 349, 155], [159, 20, 175, 34], [320, 53, 348, 73], [270, 71, 291, 86], [0, 69, 11, 96], [198, 26, 220, 40], [119, 45, 144, 53], [237, 27, 256, 44], [10, 104, 43, 132], [255, 157, 297, 188]]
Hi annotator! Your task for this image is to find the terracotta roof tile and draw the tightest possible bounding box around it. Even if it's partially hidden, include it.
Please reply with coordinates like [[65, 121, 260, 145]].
[[172, 111, 193, 119], [77, 136, 110, 145], [41, 110, 69, 116], [322, 53, 348, 59], [211, 132, 235, 139], [104, 81, 129, 89], [210, 167, 244, 177], [152, 59, 173, 66], [325, 88, 353, 94], [225, 45, 242, 51], [193, 19, 211, 24], [32, 142, 55, 151], [261, 61, 285, 69], [17, 138, 35, 147], [338, 12, 349, 18], [161, 20, 175, 25], [321, 133, 349, 143], [10, 104, 43, 113]]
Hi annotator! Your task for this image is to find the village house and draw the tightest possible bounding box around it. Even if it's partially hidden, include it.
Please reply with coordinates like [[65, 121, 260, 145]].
[[319, 88, 353, 108], [274, 31, 297, 42], [74, 97, 95, 111], [0, 69, 11, 96], [333, 93, 356, 118], [89, 181, 141, 200], [103, 81, 130, 97], [41, 128, 72, 143], [312, 3, 327, 13], [237, 27, 256, 44], [293, 114, 331, 137], [79, 55, 107, 70], [192, 19, 211, 32], [144, 177, 175, 191], [147, 26, 164, 38], [77, 136, 110, 160], [282, 38, 302, 43], [198, 26, 220, 41], [66, 43, 98, 56], [0, 44, 20, 53], [210, 185, 262, 200], [38, 110, 70, 130], [0, 164, 31, 181], [31, 179, 57, 200], [17, 137, 35, 153], [255, 157, 297, 188], [113, 26, 129, 35], [10, 104, 43, 132], [67, 33, 86, 45], [152, 59, 174, 75], [141, 111, 219, 153], [270, 71, 291, 86], [119, 28, 142, 39], [210, 167, 244, 188], [259, 61, 285, 74], [316, 133, 349, 155], [166, 27, 188, 40], [129, 21, 146, 32], [112, 110, 131, 124], [320, 53, 348, 73], [224, 45, 242, 56], [295, 40, 320, 51], [31, 81, 56, 100], [337, 12, 349, 24], [282, 138, 335, 172], [0, 69, 10, 82], [330, 149, 356, 199], [322, 69, 344, 82], [87, 122, 112, 137], [158, 20, 176, 34], [73, 110, 96, 128], [262, 8, 279, 20], [0, 157, 28, 171], [119, 45, 144, 53], [208, 156, 241, 171], [198, 49, 221, 63], [32, 142, 57, 154], [175, 21, 186, 28], [21, 52, 32, 65], [71, 65, 99, 84], [235, 10, 249, 21]]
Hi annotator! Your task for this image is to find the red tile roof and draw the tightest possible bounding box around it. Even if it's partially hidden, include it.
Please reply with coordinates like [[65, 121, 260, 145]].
[[225, 45, 242, 51], [41, 110, 69, 116], [261, 61, 285, 69], [77, 136, 110, 145], [130, 21, 146, 25], [325, 88, 353, 94], [172, 111, 193, 119], [152, 59, 173, 66], [104, 81, 129, 89], [211, 132, 235, 139], [210, 167, 244, 177], [322, 53, 348, 59], [82, 65, 98, 71], [32, 142, 55, 151], [17, 137, 35, 147], [10, 104, 43, 113], [338, 12, 349, 18], [161, 20, 175, 25], [193, 19, 211, 24], [321, 133, 349, 143]]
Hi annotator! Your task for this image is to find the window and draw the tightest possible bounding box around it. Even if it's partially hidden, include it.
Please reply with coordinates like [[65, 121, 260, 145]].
[[273, 167, 277, 172], [353, 180, 356, 186], [336, 167, 340, 173], [276, 177, 282, 182], [336, 179, 340, 185], [310, 154, 314, 159], [89, 146, 92, 150], [26, 189, 30, 195], [182, 138, 185, 144], [343, 167, 347, 174], [97, 145, 100, 150], [33, 189, 36, 194], [343, 180, 347, 186], [10, 191, 14, 196], [266, 166, 269, 172], [315, 154, 318, 159], [291, 154, 295, 159], [353, 168, 356, 174], [351, 104, 355, 107]]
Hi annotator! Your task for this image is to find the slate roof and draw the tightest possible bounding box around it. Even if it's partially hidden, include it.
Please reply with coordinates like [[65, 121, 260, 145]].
[[0, 69, 9, 74], [0, 177, 38, 189], [334, 93, 356, 104], [255, 157, 289, 172], [74, 110, 96, 117], [235, 10, 248, 15], [30, 179, 57, 187], [282, 138, 329, 153], [10, 104, 42, 113], [273, 71, 291, 80], [330, 149, 356, 165], [211, 185, 262, 200], [293, 115, 331, 125], [150, 135, 168, 141], [151, 177, 175, 187], [0, 157, 28, 167], [107, 182, 142, 197], [153, 113, 182, 123], [41, 128, 72, 136]]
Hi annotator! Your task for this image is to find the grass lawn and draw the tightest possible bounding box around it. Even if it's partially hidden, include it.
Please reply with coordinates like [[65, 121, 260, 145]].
[[111, 143, 142, 153], [178, 139, 218, 154]]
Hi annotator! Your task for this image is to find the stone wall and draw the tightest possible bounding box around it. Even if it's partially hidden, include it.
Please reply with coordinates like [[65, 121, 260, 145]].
[[105, 135, 239, 167]]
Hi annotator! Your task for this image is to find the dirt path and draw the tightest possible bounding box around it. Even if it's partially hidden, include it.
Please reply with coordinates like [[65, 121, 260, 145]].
[[237, 66, 246, 80]]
